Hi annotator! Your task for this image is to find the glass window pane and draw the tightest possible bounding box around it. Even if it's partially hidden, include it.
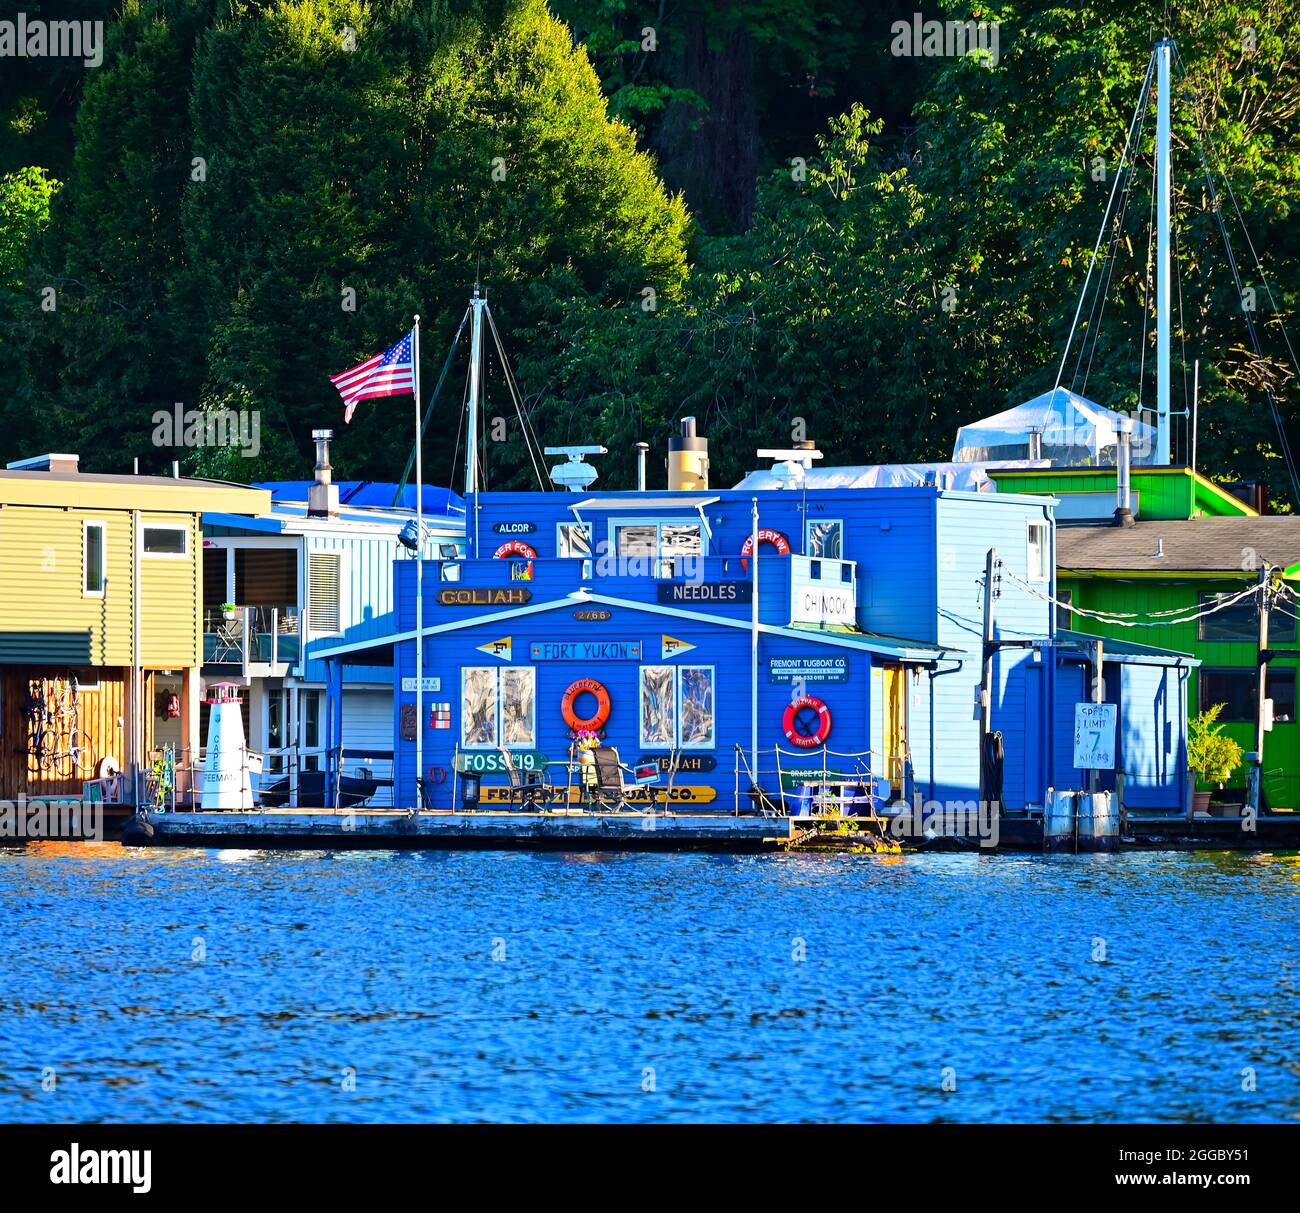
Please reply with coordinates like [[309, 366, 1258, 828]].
[[1199, 667, 1297, 723], [501, 668, 535, 745], [680, 667, 715, 748], [661, 524, 702, 557], [142, 526, 187, 555], [640, 666, 675, 746], [616, 525, 657, 558], [85, 525, 104, 593], [462, 668, 498, 747], [558, 523, 592, 559], [808, 521, 842, 559]]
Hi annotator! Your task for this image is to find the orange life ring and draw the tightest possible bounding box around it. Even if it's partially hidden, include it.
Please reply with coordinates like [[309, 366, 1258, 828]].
[[494, 540, 537, 559], [740, 528, 791, 572], [783, 695, 831, 748], [562, 679, 611, 732]]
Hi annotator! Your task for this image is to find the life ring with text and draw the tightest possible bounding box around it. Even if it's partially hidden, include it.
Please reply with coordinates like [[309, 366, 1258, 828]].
[[783, 696, 831, 748], [740, 528, 791, 572], [493, 540, 538, 560], [562, 679, 611, 732]]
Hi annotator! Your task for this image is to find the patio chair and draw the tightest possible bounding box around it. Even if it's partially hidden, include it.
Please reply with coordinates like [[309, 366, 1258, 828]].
[[591, 746, 637, 812], [498, 747, 561, 810]]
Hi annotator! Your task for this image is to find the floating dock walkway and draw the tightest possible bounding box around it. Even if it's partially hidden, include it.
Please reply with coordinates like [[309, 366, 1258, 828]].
[[121, 809, 789, 852]]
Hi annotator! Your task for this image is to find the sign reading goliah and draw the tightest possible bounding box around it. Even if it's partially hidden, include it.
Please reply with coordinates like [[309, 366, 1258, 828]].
[[437, 588, 532, 606]]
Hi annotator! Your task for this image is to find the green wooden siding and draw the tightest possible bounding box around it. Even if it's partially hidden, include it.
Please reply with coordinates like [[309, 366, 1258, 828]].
[[990, 468, 1251, 519], [1060, 575, 1300, 806]]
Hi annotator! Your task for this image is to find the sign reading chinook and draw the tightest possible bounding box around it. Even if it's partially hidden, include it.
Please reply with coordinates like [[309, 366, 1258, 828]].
[[437, 587, 532, 607]]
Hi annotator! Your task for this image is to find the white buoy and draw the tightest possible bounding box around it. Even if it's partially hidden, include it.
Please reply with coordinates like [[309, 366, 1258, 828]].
[[201, 683, 253, 810]]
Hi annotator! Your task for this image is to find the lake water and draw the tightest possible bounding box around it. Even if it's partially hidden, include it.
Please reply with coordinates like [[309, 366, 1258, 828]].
[[1, 844, 1297, 1123]]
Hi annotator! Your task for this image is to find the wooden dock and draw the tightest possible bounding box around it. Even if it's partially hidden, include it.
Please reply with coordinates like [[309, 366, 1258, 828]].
[[120, 808, 789, 852]]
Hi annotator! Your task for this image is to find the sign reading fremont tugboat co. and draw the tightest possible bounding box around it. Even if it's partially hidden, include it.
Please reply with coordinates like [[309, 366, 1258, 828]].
[[437, 587, 532, 606], [768, 656, 849, 684], [530, 640, 642, 661], [657, 581, 752, 605]]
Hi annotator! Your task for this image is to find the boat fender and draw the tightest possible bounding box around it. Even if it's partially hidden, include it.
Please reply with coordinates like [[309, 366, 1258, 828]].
[[740, 528, 791, 572], [783, 695, 832, 748], [562, 679, 611, 732], [493, 540, 538, 560], [121, 815, 155, 845]]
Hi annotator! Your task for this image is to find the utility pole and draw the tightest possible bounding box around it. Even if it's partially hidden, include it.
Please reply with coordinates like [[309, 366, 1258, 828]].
[[1090, 638, 1105, 796], [1249, 563, 1273, 817], [1155, 37, 1173, 465], [978, 548, 998, 813]]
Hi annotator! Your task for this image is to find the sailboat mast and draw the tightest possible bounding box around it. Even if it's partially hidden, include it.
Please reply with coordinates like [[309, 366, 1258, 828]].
[[1155, 38, 1173, 465], [467, 285, 485, 494]]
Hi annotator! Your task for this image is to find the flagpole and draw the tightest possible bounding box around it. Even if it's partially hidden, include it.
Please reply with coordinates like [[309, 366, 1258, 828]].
[[413, 314, 424, 811]]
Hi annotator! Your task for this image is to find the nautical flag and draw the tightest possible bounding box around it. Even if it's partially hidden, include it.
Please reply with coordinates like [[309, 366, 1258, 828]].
[[661, 634, 696, 659], [477, 637, 513, 661], [329, 330, 416, 423]]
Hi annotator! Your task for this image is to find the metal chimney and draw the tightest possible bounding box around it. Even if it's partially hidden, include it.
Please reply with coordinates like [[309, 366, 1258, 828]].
[[308, 428, 340, 518], [635, 442, 649, 491], [1027, 427, 1044, 462], [1114, 416, 1135, 527]]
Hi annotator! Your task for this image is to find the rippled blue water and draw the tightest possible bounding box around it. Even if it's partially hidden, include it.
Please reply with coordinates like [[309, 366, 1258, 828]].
[[0, 844, 1297, 1123]]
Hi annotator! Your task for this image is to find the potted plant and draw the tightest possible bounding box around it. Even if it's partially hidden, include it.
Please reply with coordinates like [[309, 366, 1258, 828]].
[[1188, 704, 1243, 813], [221, 601, 238, 620]]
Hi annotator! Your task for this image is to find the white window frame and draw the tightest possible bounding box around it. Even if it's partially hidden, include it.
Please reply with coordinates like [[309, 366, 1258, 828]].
[[139, 521, 190, 559], [83, 520, 106, 597], [556, 520, 593, 559], [607, 516, 708, 577], [460, 666, 536, 750], [638, 664, 715, 751], [1027, 521, 1050, 583], [806, 518, 844, 560]]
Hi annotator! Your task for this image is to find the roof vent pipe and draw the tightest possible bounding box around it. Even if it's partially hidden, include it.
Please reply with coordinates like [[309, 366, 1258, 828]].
[[1114, 416, 1135, 527], [1027, 427, 1044, 462], [309, 428, 340, 519], [635, 442, 649, 491]]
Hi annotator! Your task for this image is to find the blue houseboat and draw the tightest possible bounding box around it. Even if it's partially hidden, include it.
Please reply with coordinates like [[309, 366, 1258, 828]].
[[315, 423, 1196, 818]]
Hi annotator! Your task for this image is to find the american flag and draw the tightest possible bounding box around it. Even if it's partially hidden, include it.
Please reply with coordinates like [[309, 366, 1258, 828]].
[[330, 330, 416, 422]]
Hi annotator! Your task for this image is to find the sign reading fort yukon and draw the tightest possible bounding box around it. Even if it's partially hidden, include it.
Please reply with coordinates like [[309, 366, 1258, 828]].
[[437, 587, 532, 607], [530, 640, 642, 661], [657, 581, 753, 604]]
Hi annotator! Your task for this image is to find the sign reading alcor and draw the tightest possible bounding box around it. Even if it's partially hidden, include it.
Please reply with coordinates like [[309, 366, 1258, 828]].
[[437, 588, 532, 606]]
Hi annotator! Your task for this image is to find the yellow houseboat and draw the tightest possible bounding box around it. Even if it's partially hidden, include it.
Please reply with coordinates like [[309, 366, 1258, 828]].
[[0, 453, 268, 803]]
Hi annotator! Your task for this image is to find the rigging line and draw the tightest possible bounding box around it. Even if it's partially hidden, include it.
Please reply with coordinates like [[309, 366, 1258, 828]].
[[1174, 197, 1191, 428], [1173, 43, 1300, 384], [1054, 49, 1157, 398], [1077, 71, 1153, 393], [446, 363, 469, 493], [1136, 165, 1158, 420], [395, 308, 470, 506], [1170, 45, 1300, 501], [484, 304, 548, 491]]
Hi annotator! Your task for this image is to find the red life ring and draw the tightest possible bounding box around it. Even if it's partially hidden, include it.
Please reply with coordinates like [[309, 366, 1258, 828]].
[[562, 679, 611, 732], [783, 695, 831, 748], [493, 540, 537, 559], [740, 528, 791, 572]]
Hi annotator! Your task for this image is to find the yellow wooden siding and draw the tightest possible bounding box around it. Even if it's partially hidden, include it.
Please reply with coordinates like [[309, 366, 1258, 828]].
[[0, 507, 200, 668], [138, 514, 201, 667]]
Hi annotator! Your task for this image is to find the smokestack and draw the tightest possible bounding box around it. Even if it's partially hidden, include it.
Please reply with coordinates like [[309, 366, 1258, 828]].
[[635, 442, 649, 491], [667, 417, 709, 491], [1114, 416, 1135, 527], [308, 429, 340, 518]]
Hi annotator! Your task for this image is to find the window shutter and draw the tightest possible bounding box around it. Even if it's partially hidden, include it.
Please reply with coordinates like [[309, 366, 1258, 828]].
[[307, 553, 341, 633]]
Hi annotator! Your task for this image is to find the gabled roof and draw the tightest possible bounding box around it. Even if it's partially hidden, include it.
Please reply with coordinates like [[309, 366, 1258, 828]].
[[311, 589, 960, 665], [1058, 517, 1300, 576]]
